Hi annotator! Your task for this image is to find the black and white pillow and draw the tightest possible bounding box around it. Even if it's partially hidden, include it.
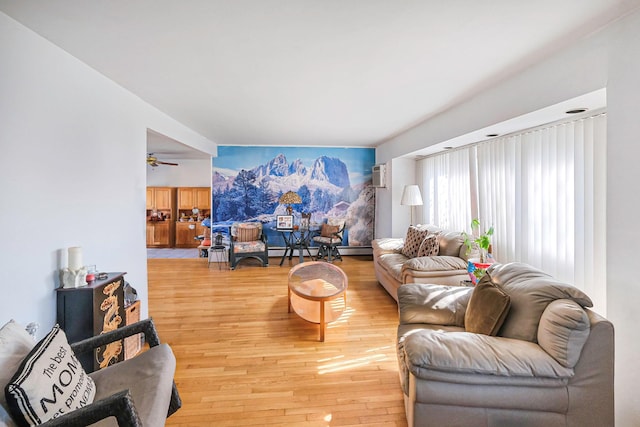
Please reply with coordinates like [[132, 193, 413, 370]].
[[401, 226, 430, 258], [417, 234, 440, 257], [4, 325, 96, 426]]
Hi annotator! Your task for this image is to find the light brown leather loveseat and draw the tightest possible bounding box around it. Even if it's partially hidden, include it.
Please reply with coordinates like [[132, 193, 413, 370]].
[[396, 262, 614, 427], [372, 225, 474, 301]]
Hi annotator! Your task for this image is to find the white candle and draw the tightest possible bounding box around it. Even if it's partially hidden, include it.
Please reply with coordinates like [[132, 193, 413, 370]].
[[68, 247, 83, 271]]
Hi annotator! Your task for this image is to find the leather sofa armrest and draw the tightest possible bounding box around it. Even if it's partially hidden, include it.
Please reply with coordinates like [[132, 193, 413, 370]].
[[372, 238, 404, 256], [398, 284, 473, 326]]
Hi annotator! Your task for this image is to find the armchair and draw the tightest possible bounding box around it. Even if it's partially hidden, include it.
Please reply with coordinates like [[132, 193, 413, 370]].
[[313, 218, 345, 263], [1, 318, 181, 427], [229, 222, 269, 269], [396, 263, 613, 427]]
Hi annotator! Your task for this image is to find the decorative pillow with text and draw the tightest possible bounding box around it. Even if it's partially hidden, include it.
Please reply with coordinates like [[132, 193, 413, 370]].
[[5, 325, 96, 426]]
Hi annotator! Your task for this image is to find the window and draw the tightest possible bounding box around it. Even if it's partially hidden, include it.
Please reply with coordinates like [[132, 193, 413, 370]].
[[417, 113, 606, 302]]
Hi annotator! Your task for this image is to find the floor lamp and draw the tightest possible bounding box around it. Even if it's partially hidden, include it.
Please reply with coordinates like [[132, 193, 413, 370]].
[[401, 185, 423, 225]]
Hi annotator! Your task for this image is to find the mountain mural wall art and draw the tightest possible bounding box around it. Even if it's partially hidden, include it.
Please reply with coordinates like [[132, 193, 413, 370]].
[[212, 146, 376, 247]]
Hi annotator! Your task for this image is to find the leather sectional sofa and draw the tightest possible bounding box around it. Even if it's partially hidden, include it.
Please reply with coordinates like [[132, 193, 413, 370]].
[[396, 262, 614, 427]]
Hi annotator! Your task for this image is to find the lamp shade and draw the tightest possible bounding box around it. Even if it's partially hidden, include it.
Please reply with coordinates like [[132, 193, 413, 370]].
[[279, 191, 302, 204], [400, 185, 423, 206]]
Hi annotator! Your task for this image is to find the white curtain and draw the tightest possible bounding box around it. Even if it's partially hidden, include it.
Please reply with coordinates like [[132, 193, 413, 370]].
[[415, 113, 606, 304], [475, 114, 606, 298], [417, 147, 473, 232]]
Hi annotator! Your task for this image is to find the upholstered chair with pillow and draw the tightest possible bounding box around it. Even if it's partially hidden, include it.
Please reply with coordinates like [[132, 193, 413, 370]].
[[0, 318, 181, 426], [312, 218, 346, 263], [396, 262, 613, 427], [229, 222, 269, 270]]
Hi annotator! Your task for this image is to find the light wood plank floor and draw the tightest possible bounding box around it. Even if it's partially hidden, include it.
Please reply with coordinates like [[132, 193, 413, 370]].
[[147, 255, 408, 427]]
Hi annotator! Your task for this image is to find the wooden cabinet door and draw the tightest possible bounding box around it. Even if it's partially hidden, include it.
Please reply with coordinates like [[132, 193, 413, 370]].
[[153, 222, 170, 246], [154, 188, 172, 210], [146, 223, 154, 246], [195, 187, 211, 209], [92, 277, 125, 369], [177, 188, 195, 210], [146, 188, 153, 209], [175, 222, 199, 247], [147, 222, 170, 247]]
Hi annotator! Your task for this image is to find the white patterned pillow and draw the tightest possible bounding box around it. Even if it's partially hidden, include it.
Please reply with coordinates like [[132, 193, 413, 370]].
[[5, 325, 96, 425], [0, 320, 35, 421], [401, 226, 430, 258], [417, 234, 440, 257]]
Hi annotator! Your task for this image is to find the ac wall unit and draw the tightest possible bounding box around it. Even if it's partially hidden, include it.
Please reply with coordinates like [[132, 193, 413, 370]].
[[372, 164, 386, 188]]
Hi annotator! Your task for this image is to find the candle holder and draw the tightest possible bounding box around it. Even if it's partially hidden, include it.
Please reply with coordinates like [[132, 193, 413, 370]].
[[60, 267, 88, 288]]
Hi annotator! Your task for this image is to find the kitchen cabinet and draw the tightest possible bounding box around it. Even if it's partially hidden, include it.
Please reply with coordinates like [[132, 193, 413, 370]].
[[147, 187, 175, 247], [146, 221, 171, 247], [177, 187, 211, 210], [147, 187, 174, 211], [175, 221, 205, 248]]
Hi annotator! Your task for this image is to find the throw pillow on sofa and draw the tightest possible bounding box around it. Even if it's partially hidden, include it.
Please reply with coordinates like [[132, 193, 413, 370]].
[[417, 234, 439, 257], [401, 226, 430, 258], [464, 281, 511, 335], [5, 324, 96, 426], [0, 320, 35, 424]]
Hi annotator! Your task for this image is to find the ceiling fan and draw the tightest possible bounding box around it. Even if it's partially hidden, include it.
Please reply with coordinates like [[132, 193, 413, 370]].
[[147, 153, 179, 167]]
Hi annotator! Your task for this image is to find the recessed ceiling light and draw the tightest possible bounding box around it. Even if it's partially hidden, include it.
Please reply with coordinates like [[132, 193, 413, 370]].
[[566, 108, 588, 114], [485, 133, 499, 138]]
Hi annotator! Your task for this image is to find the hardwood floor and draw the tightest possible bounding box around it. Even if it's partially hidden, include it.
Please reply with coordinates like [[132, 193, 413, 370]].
[[147, 256, 408, 426]]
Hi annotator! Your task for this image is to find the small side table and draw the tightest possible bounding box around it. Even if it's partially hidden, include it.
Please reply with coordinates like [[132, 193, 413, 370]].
[[208, 245, 228, 270], [287, 261, 348, 341]]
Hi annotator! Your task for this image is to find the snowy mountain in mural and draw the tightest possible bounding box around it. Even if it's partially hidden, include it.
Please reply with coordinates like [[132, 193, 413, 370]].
[[212, 148, 375, 247], [214, 154, 350, 196]]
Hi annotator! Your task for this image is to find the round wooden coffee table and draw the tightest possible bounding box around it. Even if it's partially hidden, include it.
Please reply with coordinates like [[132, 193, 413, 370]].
[[287, 261, 348, 342]]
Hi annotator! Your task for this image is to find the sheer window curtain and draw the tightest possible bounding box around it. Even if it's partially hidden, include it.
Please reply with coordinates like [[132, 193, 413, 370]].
[[417, 147, 473, 232], [475, 114, 606, 303]]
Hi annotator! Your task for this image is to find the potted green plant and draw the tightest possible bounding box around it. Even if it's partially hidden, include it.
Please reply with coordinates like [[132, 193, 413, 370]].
[[462, 219, 494, 284]]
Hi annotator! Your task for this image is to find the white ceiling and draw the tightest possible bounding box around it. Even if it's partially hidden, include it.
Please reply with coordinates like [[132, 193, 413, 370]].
[[2, 1, 638, 159]]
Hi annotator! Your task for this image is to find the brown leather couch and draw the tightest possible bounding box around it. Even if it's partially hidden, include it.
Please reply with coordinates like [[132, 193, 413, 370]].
[[396, 262, 614, 427]]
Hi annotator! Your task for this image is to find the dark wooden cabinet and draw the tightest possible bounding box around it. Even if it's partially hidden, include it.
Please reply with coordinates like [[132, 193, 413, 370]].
[[56, 272, 126, 371]]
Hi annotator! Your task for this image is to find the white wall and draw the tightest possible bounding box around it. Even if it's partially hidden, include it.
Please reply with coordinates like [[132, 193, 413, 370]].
[[375, 10, 640, 425], [374, 158, 417, 239], [0, 12, 215, 332], [146, 158, 212, 187], [606, 10, 640, 426]]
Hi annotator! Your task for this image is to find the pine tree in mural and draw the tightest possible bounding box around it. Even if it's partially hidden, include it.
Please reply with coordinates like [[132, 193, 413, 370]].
[[298, 185, 311, 212], [257, 180, 278, 214]]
